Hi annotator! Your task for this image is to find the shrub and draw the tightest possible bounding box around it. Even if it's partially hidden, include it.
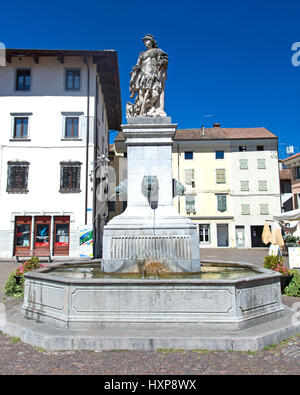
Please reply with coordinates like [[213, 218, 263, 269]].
[[283, 270, 300, 297], [263, 255, 291, 276], [4, 272, 25, 298], [284, 235, 300, 247], [4, 257, 46, 298]]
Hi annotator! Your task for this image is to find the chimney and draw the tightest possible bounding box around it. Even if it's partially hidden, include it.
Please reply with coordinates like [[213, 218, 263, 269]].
[[213, 123, 221, 128]]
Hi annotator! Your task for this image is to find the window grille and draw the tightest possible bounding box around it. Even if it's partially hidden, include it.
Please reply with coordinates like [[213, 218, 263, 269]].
[[7, 161, 29, 193], [60, 162, 81, 193]]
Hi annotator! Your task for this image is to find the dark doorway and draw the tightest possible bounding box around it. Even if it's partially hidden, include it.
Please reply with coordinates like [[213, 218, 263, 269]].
[[217, 224, 229, 247], [251, 225, 269, 248]]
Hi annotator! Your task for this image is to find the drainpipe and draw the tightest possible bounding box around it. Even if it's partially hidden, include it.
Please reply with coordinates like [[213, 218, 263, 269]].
[[92, 74, 99, 258], [277, 138, 283, 212], [84, 57, 90, 225], [177, 143, 180, 213], [0, 145, 3, 195]]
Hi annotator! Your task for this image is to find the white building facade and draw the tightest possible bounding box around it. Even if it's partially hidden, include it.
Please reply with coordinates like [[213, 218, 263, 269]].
[[229, 137, 281, 248], [0, 49, 121, 259]]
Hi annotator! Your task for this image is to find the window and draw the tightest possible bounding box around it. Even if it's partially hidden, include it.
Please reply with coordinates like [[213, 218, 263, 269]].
[[240, 180, 249, 191], [239, 146, 247, 152], [16, 69, 31, 91], [241, 204, 250, 215], [257, 145, 264, 151], [215, 150, 224, 159], [7, 161, 29, 193], [239, 159, 248, 170], [217, 194, 227, 212], [257, 158, 266, 169], [199, 224, 210, 243], [260, 204, 269, 215], [13, 117, 28, 139], [293, 166, 300, 180], [258, 180, 268, 191], [60, 162, 81, 193], [294, 194, 299, 209], [184, 151, 193, 160], [65, 117, 79, 138], [216, 169, 226, 184], [184, 169, 195, 186], [185, 195, 196, 213], [65, 69, 80, 90]]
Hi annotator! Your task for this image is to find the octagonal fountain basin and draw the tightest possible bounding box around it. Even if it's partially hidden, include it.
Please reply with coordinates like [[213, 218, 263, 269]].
[[22, 260, 284, 332]]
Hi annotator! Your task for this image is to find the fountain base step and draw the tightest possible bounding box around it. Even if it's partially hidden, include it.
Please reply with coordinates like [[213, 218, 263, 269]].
[[2, 303, 300, 352]]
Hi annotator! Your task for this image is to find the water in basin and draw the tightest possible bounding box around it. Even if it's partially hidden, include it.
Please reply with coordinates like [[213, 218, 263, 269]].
[[45, 263, 260, 280]]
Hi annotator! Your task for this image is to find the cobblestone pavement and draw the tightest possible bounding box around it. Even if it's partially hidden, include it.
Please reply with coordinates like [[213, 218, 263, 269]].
[[0, 250, 300, 375], [0, 332, 300, 375]]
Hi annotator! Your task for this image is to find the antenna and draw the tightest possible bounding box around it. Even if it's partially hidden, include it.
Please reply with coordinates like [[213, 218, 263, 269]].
[[286, 146, 294, 156], [203, 114, 214, 128]]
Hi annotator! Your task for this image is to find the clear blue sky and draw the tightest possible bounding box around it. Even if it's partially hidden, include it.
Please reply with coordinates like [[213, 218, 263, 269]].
[[1, 0, 299, 158]]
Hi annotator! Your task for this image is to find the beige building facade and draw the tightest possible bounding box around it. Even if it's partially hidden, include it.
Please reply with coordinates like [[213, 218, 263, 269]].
[[113, 124, 282, 249]]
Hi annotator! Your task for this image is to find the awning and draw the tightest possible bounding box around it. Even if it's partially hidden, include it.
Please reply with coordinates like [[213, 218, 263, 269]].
[[273, 209, 300, 221]]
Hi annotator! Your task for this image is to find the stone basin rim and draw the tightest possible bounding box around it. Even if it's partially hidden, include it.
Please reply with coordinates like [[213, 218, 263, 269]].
[[23, 260, 281, 285]]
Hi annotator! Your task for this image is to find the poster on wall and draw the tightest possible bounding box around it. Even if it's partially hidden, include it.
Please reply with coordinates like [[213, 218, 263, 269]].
[[79, 225, 93, 258], [288, 247, 300, 269]]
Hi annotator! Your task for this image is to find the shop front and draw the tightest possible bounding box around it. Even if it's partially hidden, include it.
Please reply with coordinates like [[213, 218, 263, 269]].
[[14, 215, 71, 257]]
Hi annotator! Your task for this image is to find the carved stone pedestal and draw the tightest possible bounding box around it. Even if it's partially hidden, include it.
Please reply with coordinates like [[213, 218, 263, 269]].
[[102, 117, 201, 272]]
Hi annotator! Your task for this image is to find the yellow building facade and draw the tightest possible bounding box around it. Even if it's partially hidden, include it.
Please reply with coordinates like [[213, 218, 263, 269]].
[[113, 124, 281, 249]]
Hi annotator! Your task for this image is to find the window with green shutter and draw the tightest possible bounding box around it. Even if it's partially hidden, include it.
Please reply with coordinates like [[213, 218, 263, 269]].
[[216, 169, 226, 184], [217, 194, 227, 212], [239, 159, 248, 170], [240, 180, 249, 191], [184, 169, 195, 185], [241, 204, 250, 215], [258, 180, 267, 191], [260, 204, 269, 215], [185, 195, 196, 213], [257, 158, 266, 169]]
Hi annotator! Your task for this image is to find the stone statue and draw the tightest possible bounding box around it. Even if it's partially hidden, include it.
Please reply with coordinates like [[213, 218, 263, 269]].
[[126, 34, 168, 118]]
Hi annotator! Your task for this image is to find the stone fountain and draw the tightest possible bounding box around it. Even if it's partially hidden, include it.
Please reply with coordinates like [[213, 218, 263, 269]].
[[2, 35, 300, 351]]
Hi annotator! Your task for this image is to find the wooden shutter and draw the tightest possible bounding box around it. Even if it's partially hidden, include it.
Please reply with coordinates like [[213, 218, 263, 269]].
[[258, 180, 267, 191], [260, 204, 269, 215], [217, 195, 227, 212], [257, 158, 266, 169], [241, 204, 250, 215], [184, 169, 195, 185], [216, 169, 226, 184], [240, 180, 249, 191], [239, 159, 248, 170], [185, 195, 195, 212]]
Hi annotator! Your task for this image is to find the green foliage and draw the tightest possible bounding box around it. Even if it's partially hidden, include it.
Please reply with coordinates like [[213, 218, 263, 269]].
[[263, 255, 291, 276], [284, 235, 300, 247], [4, 272, 25, 298], [4, 256, 45, 298], [283, 270, 300, 297]]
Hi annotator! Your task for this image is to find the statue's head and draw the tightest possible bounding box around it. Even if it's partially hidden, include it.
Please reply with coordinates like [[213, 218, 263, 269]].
[[142, 34, 158, 49]]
